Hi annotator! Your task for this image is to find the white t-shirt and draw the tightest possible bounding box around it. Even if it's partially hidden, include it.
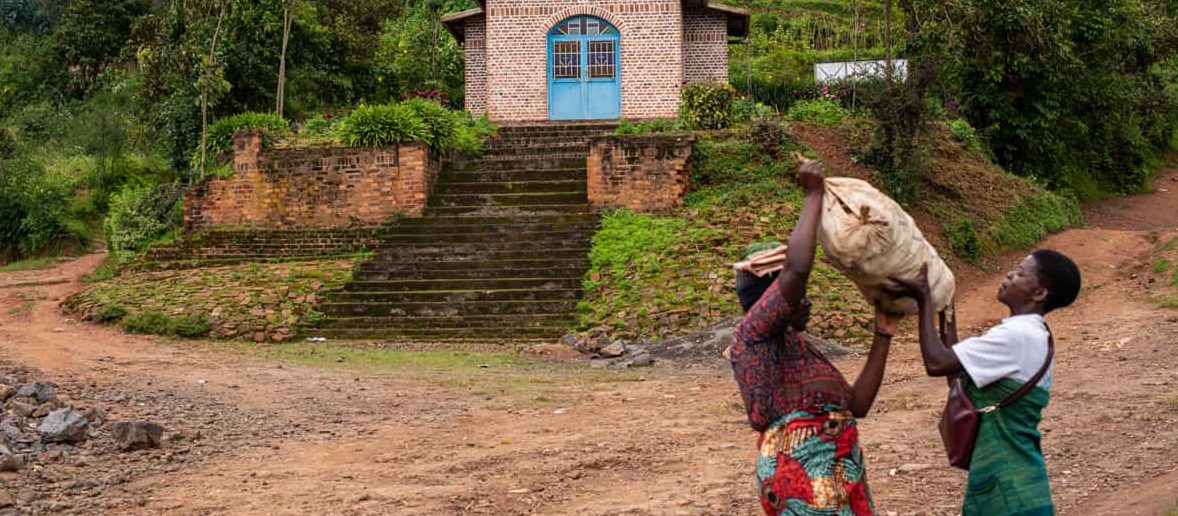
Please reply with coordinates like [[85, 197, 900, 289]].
[[952, 314, 1053, 390]]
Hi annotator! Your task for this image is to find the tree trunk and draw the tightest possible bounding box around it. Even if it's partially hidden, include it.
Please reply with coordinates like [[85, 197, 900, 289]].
[[200, 5, 226, 179], [883, 0, 894, 79], [277, 5, 292, 116]]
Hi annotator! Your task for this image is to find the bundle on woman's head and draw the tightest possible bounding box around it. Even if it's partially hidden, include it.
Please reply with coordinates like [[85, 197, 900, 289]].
[[733, 241, 786, 312]]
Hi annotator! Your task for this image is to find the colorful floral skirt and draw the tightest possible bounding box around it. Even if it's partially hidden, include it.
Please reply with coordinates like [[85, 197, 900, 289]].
[[756, 406, 874, 516]]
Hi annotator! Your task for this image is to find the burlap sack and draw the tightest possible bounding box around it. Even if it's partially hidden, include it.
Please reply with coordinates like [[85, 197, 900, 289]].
[[817, 177, 955, 315]]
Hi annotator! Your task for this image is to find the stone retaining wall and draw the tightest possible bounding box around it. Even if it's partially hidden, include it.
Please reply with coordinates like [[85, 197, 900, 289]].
[[587, 134, 694, 212], [184, 130, 440, 230]]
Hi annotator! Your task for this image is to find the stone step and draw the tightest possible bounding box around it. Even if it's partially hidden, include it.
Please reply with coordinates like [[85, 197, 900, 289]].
[[383, 222, 598, 236], [320, 299, 578, 317], [370, 247, 590, 263], [397, 212, 599, 227], [312, 313, 577, 329], [435, 180, 587, 195], [426, 205, 593, 217], [482, 143, 589, 156], [352, 265, 588, 281], [450, 157, 585, 172], [378, 230, 592, 245], [329, 288, 581, 304], [343, 277, 582, 292], [307, 327, 568, 342], [437, 168, 585, 183], [430, 192, 587, 208]]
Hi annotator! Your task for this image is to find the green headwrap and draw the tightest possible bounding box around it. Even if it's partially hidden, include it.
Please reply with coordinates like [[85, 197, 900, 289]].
[[741, 241, 785, 261]]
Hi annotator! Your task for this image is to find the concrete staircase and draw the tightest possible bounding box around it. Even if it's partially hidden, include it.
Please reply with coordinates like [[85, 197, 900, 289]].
[[313, 123, 613, 343]]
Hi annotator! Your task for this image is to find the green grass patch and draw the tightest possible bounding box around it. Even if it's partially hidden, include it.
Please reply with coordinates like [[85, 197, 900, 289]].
[[0, 257, 58, 272], [1153, 259, 1172, 275], [82, 256, 118, 283], [984, 191, 1083, 254]]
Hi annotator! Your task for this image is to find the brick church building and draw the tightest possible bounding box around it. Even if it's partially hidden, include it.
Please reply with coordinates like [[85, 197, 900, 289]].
[[442, 1, 748, 122]]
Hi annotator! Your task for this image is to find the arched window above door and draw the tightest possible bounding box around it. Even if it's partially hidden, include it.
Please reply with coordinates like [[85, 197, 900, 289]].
[[550, 16, 617, 36]]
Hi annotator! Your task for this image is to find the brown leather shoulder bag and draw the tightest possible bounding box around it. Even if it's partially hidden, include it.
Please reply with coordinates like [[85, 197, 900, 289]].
[[940, 325, 1054, 470]]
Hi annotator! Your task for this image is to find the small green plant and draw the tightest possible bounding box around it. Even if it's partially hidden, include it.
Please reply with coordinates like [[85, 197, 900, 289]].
[[172, 315, 211, 338], [335, 103, 428, 147], [1153, 259, 1172, 274], [93, 305, 128, 323], [82, 256, 118, 283], [680, 81, 736, 130], [948, 119, 988, 156], [303, 114, 338, 137], [207, 112, 290, 153], [123, 311, 174, 335], [104, 184, 184, 263], [612, 118, 688, 135], [947, 217, 984, 265], [450, 113, 497, 155], [785, 99, 851, 126]]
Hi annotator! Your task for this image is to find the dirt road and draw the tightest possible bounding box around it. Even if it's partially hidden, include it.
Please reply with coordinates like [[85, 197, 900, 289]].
[[0, 168, 1176, 515]]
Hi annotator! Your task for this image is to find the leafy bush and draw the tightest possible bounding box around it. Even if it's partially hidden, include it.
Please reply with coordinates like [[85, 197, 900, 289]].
[[948, 119, 986, 156], [746, 117, 799, 161], [104, 183, 184, 262], [731, 97, 776, 125], [680, 81, 736, 130], [449, 112, 497, 155], [947, 217, 984, 265], [207, 112, 290, 153], [172, 315, 211, 338], [123, 310, 173, 335], [612, 118, 688, 135], [302, 114, 339, 137], [402, 97, 458, 148], [335, 103, 428, 147], [0, 157, 89, 261], [785, 99, 851, 126], [93, 305, 128, 323]]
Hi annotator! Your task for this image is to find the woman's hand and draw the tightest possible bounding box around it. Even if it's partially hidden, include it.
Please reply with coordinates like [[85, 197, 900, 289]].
[[797, 157, 826, 193], [874, 301, 901, 338]]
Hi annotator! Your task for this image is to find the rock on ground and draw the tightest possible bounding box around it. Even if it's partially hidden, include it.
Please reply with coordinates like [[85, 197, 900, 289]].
[[109, 421, 164, 451], [38, 408, 89, 444]]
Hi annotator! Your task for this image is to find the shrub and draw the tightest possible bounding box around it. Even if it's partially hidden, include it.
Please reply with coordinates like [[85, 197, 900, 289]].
[[172, 315, 211, 338], [948, 119, 986, 155], [612, 118, 688, 136], [104, 183, 184, 262], [947, 217, 984, 265], [207, 112, 290, 153], [731, 97, 776, 125], [335, 103, 428, 147], [0, 157, 89, 261], [680, 81, 736, 130], [746, 118, 798, 161], [985, 192, 1082, 253], [449, 112, 497, 155], [123, 311, 173, 335], [785, 99, 851, 126], [93, 305, 128, 323], [402, 97, 458, 149], [303, 114, 338, 137]]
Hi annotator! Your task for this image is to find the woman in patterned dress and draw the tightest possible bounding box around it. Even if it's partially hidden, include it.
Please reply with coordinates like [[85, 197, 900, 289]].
[[729, 159, 899, 516]]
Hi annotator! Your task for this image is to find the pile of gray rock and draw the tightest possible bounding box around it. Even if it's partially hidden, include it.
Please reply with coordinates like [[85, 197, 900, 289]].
[[0, 377, 163, 480], [562, 334, 656, 370]]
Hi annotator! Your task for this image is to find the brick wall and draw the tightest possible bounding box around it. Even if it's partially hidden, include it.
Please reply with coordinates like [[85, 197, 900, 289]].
[[588, 134, 694, 212], [683, 7, 729, 83], [137, 228, 382, 270], [483, 0, 685, 122], [464, 16, 488, 116], [185, 130, 440, 230]]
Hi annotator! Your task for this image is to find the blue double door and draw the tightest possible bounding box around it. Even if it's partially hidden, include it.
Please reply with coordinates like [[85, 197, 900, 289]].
[[548, 16, 621, 121]]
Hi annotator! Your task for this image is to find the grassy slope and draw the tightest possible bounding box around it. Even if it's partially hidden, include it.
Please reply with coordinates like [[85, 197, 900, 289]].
[[1135, 235, 1178, 309], [582, 120, 1082, 347]]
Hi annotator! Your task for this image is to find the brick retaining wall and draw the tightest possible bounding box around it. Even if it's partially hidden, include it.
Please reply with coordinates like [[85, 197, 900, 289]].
[[587, 134, 694, 212], [184, 130, 440, 230]]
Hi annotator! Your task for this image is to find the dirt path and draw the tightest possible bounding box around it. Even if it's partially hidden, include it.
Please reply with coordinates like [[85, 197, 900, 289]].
[[0, 168, 1176, 515]]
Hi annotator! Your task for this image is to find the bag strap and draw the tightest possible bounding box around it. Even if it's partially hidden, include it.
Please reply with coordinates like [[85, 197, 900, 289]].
[[992, 322, 1054, 410]]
